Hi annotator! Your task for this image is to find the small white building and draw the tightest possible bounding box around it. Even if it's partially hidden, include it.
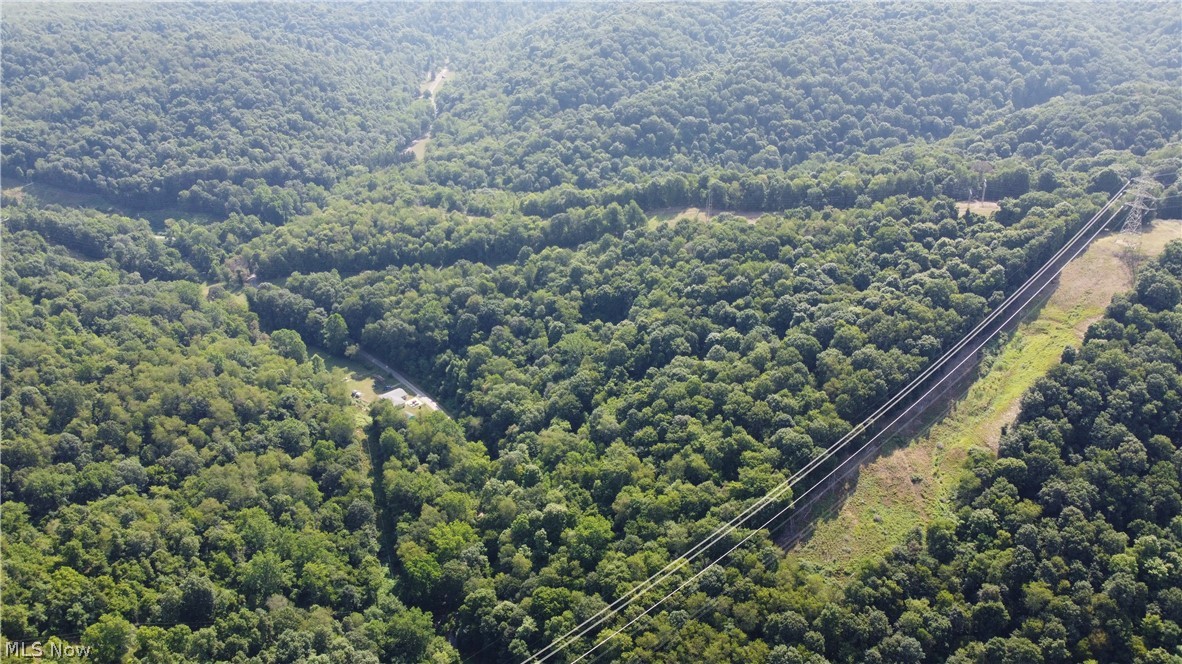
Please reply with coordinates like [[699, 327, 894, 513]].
[[379, 388, 410, 407]]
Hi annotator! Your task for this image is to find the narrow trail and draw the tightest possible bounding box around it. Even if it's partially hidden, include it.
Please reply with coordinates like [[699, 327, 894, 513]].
[[423, 66, 449, 101]]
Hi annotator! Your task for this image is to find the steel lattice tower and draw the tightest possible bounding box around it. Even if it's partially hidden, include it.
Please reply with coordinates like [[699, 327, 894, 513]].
[[1121, 176, 1157, 235]]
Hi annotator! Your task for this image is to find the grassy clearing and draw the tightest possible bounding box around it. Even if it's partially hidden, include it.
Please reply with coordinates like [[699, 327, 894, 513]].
[[3, 185, 27, 203], [4, 180, 114, 210], [647, 207, 708, 228], [307, 345, 438, 424], [792, 220, 1182, 575], [420, 67, 450, 95], [793, 317, 1079, 574], [955, 200, 1000, 217], [308, 345, 385, 428], [138, 207, 218, 228], [309, 344, 385, 402], [646, 206, 767, 228], [2, 180, 217, 230], [201, 282, 248, 308], [408, 137, 430, 161]]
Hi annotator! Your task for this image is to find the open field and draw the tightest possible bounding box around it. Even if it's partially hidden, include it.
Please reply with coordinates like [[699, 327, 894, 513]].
[[955, 200, 1000, 217], [4, 180, 116, 210], [646, 206, 768, 228], [2, 180, 218, 229], [311, 346, 381, 398], [308, 344, 441, 423], [307, 344, 385, 427], [201, 283, 248, 308], [792, 220, 1182, 574], [408, 137, 430, 161]]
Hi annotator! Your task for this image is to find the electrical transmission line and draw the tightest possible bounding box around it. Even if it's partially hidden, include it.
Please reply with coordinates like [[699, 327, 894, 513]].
[[522, 182, 1133, 664]]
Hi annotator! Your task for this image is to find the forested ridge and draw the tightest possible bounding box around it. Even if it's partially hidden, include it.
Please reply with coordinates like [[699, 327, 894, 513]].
[[425, 3, 1178, 191], [3, 2, 1182, 663], [1, 3, 547, 214]]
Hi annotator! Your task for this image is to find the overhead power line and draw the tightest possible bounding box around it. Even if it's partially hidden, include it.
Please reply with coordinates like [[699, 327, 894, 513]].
[[523, 180, 1134, 664], [573, 182, 1137, 664]]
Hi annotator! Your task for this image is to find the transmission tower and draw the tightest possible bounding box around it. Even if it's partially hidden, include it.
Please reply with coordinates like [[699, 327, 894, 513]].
[[1115, 176, 1160, 284], [1121, 176, 1156, 235]]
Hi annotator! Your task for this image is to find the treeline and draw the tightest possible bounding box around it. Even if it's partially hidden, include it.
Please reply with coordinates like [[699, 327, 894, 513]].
[[334, 96, 1175, 229], [238, 147, 1090, 287], [0, 228, 457, 662], [241, 199, 646, 280], [515, 157, 1035, 220], [317, 146, 1004, 221]]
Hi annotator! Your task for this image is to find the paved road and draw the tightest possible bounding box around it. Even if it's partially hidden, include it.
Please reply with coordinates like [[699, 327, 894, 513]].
[[356, 348, 450, 418]]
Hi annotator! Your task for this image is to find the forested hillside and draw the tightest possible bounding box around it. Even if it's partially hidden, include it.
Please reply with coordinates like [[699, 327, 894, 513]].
[[0, 222, 457, 662], [0, 3, 546, 214], [2, 2, 1180, 663], [425, 3, 1179, 191]]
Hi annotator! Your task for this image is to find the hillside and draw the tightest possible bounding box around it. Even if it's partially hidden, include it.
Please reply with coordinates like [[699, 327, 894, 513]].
[[425, 3, 1179, 191], [0, 3, 545, 214]]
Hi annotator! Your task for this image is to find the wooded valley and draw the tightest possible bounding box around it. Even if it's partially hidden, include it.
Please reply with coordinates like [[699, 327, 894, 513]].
[[2, 3, 1181, 663]]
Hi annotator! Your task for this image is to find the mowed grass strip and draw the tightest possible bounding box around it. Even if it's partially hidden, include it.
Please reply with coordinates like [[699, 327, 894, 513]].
[[304, 344, 385, 425]]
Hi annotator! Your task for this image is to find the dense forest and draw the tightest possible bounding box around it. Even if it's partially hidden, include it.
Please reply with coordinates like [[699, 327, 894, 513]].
[[424, 4, 1179, 191], [0, 3, 547, 214], [2, 2, 1181, 663], [0, 228, 455, 662]]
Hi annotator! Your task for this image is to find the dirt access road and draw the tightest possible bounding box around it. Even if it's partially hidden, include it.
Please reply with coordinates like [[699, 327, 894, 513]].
[[356, 348, 449, 417], [423, 67, 449, 99], [407, 67, 450, 160]]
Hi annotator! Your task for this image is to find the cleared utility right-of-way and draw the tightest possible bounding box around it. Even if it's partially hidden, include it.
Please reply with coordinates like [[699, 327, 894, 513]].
[[789, 215, 1182, 570]]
